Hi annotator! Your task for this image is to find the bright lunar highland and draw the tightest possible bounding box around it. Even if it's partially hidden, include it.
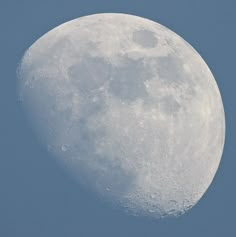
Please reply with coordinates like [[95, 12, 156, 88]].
[[18, 13, 225, 218]]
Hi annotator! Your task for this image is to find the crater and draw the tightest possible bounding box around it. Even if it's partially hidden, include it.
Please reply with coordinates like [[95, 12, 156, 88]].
[[132, 29, 158, 48]]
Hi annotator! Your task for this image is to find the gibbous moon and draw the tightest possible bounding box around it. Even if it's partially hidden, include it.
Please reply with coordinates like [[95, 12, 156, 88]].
[[18, 13, 225, 218]]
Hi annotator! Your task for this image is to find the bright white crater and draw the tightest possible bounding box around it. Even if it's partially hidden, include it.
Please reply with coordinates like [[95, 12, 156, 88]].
[[18, 13, 225, 218]]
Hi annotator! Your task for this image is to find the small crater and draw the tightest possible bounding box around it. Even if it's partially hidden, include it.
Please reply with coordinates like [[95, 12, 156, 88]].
[[148, 209, 156, 213], [133, 29, 158, 48], [169, 200, 177, 204], [61, 145, 68, 152]]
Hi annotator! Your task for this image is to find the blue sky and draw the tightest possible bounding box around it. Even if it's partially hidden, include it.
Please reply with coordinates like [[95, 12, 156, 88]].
[[0, 0, 235, 236]]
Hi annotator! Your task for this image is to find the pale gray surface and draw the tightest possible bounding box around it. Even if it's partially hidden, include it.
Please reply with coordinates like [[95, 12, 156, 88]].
[[1, 0, 236, 236], [18, 14, 225, 218]]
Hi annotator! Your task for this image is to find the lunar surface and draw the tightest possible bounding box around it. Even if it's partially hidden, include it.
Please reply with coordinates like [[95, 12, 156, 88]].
[[17, 13, 225, 218]]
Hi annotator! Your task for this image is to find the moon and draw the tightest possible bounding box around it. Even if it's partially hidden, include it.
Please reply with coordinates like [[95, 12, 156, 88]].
[[17, 13, 225, 218]]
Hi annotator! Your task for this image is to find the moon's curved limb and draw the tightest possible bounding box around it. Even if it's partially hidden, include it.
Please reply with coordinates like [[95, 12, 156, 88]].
[[18, 13, 225, 218]]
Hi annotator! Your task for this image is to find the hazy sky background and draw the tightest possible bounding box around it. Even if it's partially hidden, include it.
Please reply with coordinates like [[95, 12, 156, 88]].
[[0, 0, 235, 236]]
